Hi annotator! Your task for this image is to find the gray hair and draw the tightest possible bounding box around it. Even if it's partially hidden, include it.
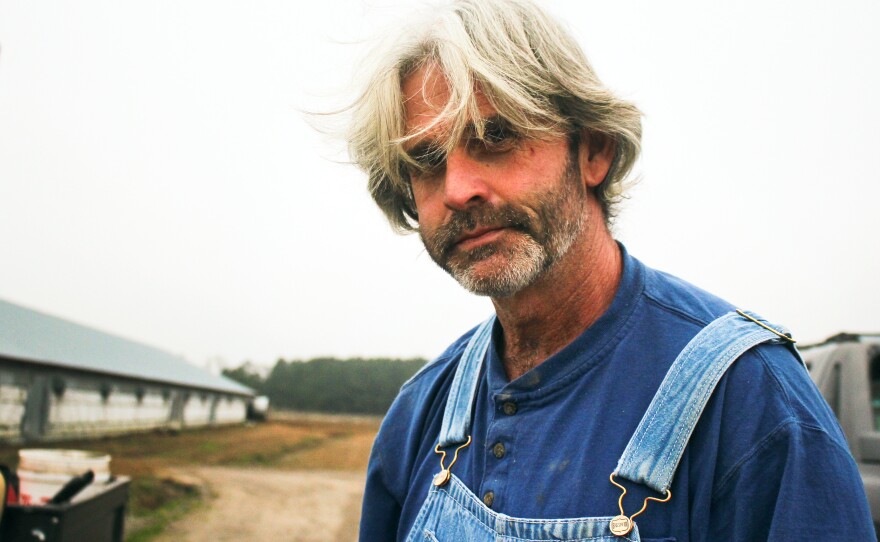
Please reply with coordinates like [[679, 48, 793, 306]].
[[347, 0, 642, 232]]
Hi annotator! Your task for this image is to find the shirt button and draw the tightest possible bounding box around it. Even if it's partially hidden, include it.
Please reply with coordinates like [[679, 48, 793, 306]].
[[502, 401, 517, 415], [492, 442, 506, 459], [483, 491, 495, 507]]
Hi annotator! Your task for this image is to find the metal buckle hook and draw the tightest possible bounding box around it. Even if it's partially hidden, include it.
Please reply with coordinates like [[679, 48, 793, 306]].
[[432, 436, 472, 487], [608, 473, 671, 536]]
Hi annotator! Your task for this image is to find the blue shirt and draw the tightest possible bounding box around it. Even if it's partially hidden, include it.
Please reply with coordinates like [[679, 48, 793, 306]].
[[360, 247, 875, 541]]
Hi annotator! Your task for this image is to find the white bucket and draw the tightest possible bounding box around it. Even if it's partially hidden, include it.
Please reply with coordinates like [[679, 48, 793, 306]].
[[17, 449, 111, 505]]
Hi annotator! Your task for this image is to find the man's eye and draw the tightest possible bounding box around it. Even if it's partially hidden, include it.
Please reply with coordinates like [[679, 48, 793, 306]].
[[478, 119, 518, 152], [405, 146, 446, 178], [417, 150, 446, 170]]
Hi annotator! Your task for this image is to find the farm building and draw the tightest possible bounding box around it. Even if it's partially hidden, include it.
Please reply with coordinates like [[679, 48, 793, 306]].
[[0, 298, 253, 442]]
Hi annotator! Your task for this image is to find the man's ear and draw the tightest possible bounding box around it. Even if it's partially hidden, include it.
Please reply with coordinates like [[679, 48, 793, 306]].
[[578, 130, 616, 189]]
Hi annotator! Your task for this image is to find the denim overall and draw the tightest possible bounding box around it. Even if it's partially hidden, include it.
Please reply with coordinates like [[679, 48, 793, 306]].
[[405, 310, 800, 542]]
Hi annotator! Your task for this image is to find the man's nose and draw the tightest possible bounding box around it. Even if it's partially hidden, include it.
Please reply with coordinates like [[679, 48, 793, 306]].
[[443, 147, 491, 210]]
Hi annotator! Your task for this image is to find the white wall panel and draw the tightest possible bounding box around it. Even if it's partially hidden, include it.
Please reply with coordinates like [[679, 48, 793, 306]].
[[183, 394, 213, 426], [47, 387, 174, 437], [0, 384, 27, 438], [214, 397, 247, 424]]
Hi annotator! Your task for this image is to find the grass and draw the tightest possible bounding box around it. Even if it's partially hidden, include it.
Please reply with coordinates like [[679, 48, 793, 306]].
[[0, 415, 380, 542], [124, 477, 204, 542]]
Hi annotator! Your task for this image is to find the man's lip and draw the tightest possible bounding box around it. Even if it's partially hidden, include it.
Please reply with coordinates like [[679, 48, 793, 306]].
[[453, 227, 507, 249]]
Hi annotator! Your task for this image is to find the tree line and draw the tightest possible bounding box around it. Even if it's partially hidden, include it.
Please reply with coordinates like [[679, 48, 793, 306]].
[[222, 357, 428, 415]]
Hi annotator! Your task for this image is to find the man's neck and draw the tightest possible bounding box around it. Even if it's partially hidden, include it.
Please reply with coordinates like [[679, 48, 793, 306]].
[[491, 221, 622, 382]]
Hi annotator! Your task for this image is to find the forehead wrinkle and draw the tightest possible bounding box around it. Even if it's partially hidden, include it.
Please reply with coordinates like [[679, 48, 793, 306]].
[[402, 65, 452, 115]]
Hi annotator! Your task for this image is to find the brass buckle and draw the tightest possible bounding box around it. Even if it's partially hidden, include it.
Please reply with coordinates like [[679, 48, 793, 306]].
[[736, 309, 796, 343], [608, 473, 671, 536], [432, 436, 472, 487]]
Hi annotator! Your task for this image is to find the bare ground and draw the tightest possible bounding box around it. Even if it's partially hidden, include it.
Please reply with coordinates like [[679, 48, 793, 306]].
[[141, 414, 379, 541], [151, 467, 366, 542]]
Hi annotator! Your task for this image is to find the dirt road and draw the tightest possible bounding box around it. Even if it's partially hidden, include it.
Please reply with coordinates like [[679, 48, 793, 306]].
[[152, 467, 366, 542]]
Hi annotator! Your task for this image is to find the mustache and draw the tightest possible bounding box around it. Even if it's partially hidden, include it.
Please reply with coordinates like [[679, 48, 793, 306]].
[[430, 205, 534, 256]]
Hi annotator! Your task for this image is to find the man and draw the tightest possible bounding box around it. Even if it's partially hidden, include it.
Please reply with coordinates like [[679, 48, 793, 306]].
[[346, 1, 875, 540]]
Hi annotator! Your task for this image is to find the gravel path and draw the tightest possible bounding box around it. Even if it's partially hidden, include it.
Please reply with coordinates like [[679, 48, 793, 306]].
[[152, 467, 365, 542]]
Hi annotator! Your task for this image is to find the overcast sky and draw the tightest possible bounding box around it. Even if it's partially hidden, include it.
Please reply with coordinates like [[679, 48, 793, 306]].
[[1, 1, 878, 371]]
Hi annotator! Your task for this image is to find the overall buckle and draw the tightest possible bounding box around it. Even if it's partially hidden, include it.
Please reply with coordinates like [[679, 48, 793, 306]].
[[432, 436, 472, 487], [608, 473, 671, 536]]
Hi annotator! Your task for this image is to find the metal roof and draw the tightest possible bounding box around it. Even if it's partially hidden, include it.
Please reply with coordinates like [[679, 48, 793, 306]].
[[0, 299, 252, 396]]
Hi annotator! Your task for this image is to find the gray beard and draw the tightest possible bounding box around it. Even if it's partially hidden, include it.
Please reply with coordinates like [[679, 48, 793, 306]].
[[450, 234, 547, 297], [419, 158, 586, 298]]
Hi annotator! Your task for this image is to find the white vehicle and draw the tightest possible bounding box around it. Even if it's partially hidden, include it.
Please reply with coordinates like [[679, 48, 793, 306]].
[[247, 395, 270, 421], [801, 333, 880, 535]]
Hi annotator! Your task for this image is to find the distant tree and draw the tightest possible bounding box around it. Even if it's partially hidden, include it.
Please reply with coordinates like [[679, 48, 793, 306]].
[[222, 361, 265, 392], [256, 357, 427, 415]]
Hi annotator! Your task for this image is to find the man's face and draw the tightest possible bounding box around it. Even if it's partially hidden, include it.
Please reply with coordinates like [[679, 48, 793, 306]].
[[402, 65, 589, 298]]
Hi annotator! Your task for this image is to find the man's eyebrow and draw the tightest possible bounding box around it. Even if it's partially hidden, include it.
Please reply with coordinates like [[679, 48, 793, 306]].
[[406, 141, 440, 159], [465, 115, 509, 138]]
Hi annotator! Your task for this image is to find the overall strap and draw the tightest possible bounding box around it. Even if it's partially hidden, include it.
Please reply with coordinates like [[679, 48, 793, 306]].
[[614, 310, 798, 494], [438, 316, 495, 447]]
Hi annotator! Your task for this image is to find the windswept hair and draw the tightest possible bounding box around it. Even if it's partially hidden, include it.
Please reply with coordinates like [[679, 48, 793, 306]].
[[347, 0, 642, 232]]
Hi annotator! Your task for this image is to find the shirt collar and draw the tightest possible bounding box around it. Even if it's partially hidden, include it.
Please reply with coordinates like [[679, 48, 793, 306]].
[[486, 242, 645, 396]]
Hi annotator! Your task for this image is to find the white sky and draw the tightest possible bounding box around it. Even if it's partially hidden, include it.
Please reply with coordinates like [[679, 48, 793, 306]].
[[1, 1, 878, 371]]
